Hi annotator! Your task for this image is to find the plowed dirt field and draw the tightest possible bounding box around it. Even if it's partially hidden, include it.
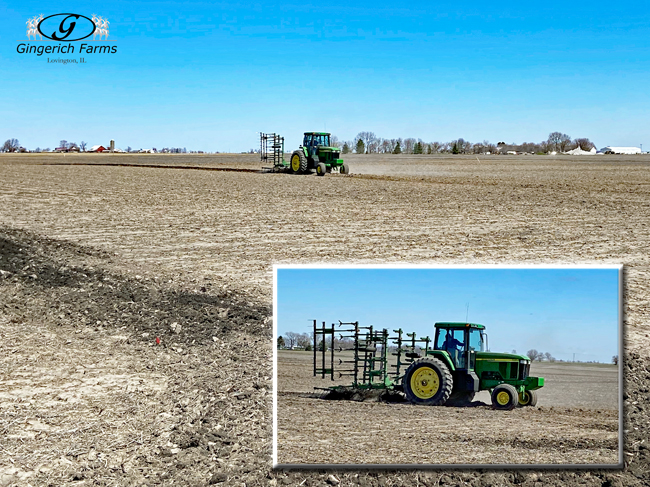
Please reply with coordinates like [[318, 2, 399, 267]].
[[1, 153, 649, 486], [277, 351, 619, 465]]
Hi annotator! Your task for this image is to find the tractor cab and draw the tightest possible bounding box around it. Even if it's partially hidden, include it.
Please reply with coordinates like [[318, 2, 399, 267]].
[[303, 133, 330, 152], [433, 322, 486, 370]]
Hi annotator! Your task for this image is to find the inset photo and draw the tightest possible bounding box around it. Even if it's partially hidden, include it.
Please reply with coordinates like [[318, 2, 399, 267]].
[[273, 265, 622, 468]]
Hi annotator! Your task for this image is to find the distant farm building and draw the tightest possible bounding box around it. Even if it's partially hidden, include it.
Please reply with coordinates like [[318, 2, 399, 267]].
[[90, 145, 106, 152], [600, 146, 642, 155], [565, 146, 597, 155]]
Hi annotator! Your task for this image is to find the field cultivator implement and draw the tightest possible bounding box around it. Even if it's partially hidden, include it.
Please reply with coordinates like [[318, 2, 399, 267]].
[[311, 320, 545, 409], [312, 320, 429, 390], [260, 133, 289, 172]]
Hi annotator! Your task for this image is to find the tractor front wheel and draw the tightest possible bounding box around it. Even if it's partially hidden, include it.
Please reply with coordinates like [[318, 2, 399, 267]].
[[290, 150, 308, 174], [518, 389, 538, 407], [316, 162, 327, 176], [403, 357, 453, 406], [340, 162, 350, 174], [491, 384, 519, 410]]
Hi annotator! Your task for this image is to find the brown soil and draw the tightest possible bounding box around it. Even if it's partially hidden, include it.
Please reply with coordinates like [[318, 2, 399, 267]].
[[277, 351, 619, 465], [1, 153, 649, 486]]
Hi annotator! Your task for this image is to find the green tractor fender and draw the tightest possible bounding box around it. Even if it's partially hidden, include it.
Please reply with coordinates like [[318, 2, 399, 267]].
[[425, 350, 456, 372]]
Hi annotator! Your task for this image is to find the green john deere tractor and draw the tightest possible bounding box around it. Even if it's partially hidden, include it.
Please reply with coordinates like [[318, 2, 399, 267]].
[[402, 322, 544, 409], [290, 132, 349, 176], [313, 320, 544, 410]]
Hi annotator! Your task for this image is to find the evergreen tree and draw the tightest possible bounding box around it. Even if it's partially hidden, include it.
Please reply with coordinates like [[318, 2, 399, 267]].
[[355, 139, 365, 154], [452, 142, 459, 154], [414, 141, 423, 154], [342, 142, 350, 154], [392, 141, 402, 154], [277, 336, 285, 348]]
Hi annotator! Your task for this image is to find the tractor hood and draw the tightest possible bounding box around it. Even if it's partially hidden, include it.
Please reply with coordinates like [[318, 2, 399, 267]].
[[475, 351, 531, 362], [317, 146, 341, 151]]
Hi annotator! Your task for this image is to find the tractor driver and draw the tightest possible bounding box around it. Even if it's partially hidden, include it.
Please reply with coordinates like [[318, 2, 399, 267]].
[[442, 330, 464, 351]]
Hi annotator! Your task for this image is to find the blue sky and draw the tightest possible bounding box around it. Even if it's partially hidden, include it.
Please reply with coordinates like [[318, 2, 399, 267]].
[[275, 266, 621, 363], [1, 1, 649, 152]]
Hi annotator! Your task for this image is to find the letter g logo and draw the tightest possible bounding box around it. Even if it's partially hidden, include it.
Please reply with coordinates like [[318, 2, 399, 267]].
[[38, 13, 95, 41]]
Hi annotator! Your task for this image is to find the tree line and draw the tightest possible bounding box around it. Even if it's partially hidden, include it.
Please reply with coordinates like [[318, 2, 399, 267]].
[[0, 138, 194, 154], [332, 132, 595, 155]]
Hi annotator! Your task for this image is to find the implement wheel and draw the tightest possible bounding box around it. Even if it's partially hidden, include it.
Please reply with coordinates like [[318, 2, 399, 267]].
[[403, 357, 453, 406], [518, 389, 538, 407], [316, 162, 327, 176], [290, 150, 308, 174], [491, 384, 519, 410]]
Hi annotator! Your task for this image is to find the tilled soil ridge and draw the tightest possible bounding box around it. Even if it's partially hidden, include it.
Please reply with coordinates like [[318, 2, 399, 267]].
[[0, 225, 647, 486]]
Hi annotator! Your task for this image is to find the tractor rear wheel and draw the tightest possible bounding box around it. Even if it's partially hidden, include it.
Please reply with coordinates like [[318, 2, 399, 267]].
[[316, 162, 327, 176], [518, 389, 538, 407], [445, 390, 476, 407], [290, 150, 308, 174], [340, 162, 350, 174], [491, 384, 519, 410], [403, 357, 453, 406]]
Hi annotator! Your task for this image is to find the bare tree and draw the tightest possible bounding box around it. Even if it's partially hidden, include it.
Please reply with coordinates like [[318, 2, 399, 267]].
[[527, 349, 541, 361], [403, 138, 416, 154], [547, 132, 571, 152], [59, 140, 68, 150], [544, 352, 555, 362], [2, 139, 20, 152], [80, 141, 87, 151], [612, 355, 618, 365], [573, 138, 595, 151], [367, 136, 380, 153], [284, 331, 299, 350], [296, 333, 311, 349]]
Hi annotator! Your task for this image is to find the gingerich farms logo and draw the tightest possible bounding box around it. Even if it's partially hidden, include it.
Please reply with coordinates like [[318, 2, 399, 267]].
[[17, 13, 117, 64]]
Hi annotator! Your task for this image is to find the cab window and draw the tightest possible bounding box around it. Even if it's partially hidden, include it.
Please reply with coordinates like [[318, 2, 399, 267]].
[[468, 329, 484, 351]]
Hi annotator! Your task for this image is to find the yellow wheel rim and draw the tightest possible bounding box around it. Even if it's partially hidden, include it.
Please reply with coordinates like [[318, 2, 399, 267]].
[[519, 391, 530, 405], [410, 366, 439, 399], [496, 391, 510, 406], [291, 155, 301, 171]]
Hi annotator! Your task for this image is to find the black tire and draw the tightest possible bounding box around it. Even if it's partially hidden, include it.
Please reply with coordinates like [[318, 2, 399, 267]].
[[445, 391, 476, 407], [491, 384, 519, 410], [403, 357, 453, 406], [316, 162, 327, 176], [518, 389, 538, 407], [290, 150, 308, 174], [340, 162, 350, 174]]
